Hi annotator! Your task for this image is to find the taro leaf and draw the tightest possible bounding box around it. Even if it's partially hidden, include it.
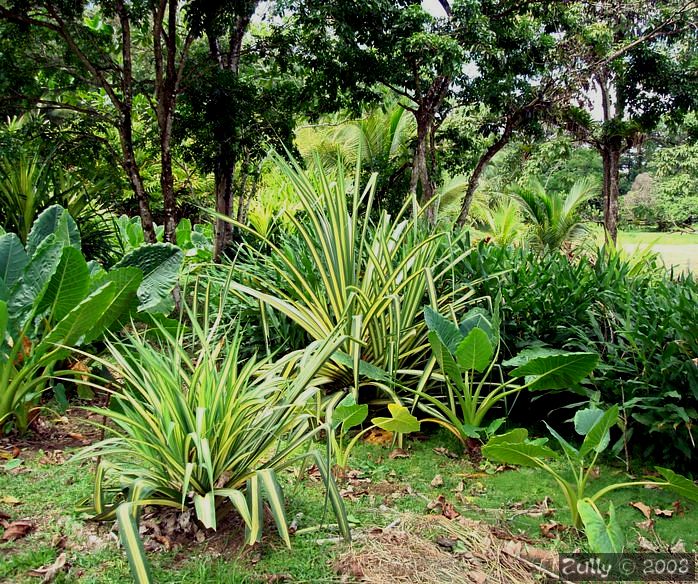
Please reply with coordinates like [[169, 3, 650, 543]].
[[26, 205, 80, 256], [7, 235, 63, 331], [83, 267, 143, 343], [544, 422, 580, 462], [485, 428, 530, 446], [115, 243, 183, 313], [37, 246, 90, 324], [510, 352, 598, 390], [459, 307, 495, 342], [427, 331, 466, 393], [579, 406, 618, 458], [577, 499, 624, 553], [372, 403, 420, 434], [32, 282, 117, 361], [333, 394, 368, 431], [175, 218, 192, 248], [455, 327, 493, 373], [655, 467, 698, 502], [574, 407, 605, 436], [482, 432, 558, 468], [424, 306, 462, 353], [502, 346, 568, 368], [0, 233, 28, 290]]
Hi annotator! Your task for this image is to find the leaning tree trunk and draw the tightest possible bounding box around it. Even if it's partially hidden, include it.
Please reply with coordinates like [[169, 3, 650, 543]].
[[213, 153, 236, 261], [601, 145, 621, 244]]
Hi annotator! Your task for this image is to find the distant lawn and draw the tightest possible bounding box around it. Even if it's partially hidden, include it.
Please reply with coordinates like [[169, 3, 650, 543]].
[[617, 230, 698, 246]]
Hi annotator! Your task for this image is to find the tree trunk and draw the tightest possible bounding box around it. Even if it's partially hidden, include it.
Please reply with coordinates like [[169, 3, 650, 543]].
[[213, 154, 236, 261], [160, 120, 177, 243], [409, 111, 435, 220], [456, 121, 514, 227], [601, 145, 621, 244]]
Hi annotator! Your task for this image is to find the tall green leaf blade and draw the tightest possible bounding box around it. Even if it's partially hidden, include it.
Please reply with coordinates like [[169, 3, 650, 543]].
[[577, 499, 624, 553], [427, 330, 466, 393], [245, 474, 263, 544], [115, 243, 183, 313], [455, 327, 493, 373], [310, 452, 351, 542], [424, 306, 462, 353], [36, 246, 89, 324], [510, 352, 598, 390], [26, 205, 80, 256], [116, 503, 153, 584], [0, 233, 28, 290], [193, 492, 217, 530], [258, 469, 291, 548], [579, 405, 618, 458]]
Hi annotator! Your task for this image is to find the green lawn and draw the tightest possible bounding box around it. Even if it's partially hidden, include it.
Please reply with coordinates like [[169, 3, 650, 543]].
[[2, 421, 696, 583]]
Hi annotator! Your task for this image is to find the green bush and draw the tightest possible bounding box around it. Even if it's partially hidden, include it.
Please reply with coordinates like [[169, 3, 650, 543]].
[[461, 241, 698, 469], [0, 205, 182, 432]]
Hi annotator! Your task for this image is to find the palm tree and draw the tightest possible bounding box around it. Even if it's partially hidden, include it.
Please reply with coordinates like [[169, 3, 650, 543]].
[[512, 177, 596, 251], [475, 199, 527, 246]]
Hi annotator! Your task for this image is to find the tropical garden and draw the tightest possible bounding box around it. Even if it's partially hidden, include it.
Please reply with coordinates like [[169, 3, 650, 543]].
[[0, 1, 697, 582]]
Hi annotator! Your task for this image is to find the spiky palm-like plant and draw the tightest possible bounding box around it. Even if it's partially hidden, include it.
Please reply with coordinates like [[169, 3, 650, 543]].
[[513, 178, 596, 251]]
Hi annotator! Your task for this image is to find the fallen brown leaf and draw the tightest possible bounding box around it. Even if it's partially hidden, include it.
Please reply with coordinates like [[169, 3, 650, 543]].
[[363, 428, 393, 445], [630, 501, 652, 519], [670, 540, 686, 553], [635, 518, 655, 531], [654, 508, 674, 518], [2, 520, 34, 541], [388, 448, 409, 459], [539, 521, 565, 539], [28, 552, 67, 582], [637, 535, 659, 551], [426, 494, 460, 520], [430, 474, 444, 488]]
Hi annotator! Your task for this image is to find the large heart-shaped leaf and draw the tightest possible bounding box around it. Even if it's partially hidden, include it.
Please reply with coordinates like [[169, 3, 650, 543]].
[[115, 244, 183, 313], [26, 205, 81, 256], [577, 499, 624, 553], [459, 307, 495, 342], [656, 467, 698, 502], [0, 234, 28, 290], [427, 330, 466, 393], [574, 407, 605, 436], [37, 246, 89, 324], [482, 430, 558, 467], [424, 306, 462, 353], [579, 406, 618, 458], [372, 403, 420, 434], [510, 352, 598, 390], [455, 327, 493, 373], [333, 394, 368, 431]]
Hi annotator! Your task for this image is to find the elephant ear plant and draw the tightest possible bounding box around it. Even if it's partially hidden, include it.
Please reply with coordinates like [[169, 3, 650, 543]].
[[0, 205, 183, 433], [416, 304, 599, 445], [73, 294, 351, 584], [482, 405, 698, 552]]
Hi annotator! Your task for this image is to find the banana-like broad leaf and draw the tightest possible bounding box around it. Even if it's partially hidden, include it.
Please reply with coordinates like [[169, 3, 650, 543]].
[[0, 233, 28, 290], [656, 467, 698, 502], [372, 403, 420, 434], [482, 433, 558, 467], [510, 352, 598, 390], [36, 246, 89, 324], [115, 243, 183, 313], [579, 406, 618, 458], [258, 469, 291, 548], [26, 204, 81, 256], [455, 327, 493, 373], [116, 503, 153, 584], [333, 394, 368, 431], [424, 306, 462, 353], [577, 499, 624, 553]]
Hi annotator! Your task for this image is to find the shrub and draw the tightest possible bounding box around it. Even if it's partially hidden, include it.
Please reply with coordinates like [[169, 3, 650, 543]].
[[0, 205, 182, 432], [75, 297, 350, 581]]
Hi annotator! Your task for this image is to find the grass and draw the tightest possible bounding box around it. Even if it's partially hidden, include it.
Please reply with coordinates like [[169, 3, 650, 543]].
[[2, 420, 696, 583]]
